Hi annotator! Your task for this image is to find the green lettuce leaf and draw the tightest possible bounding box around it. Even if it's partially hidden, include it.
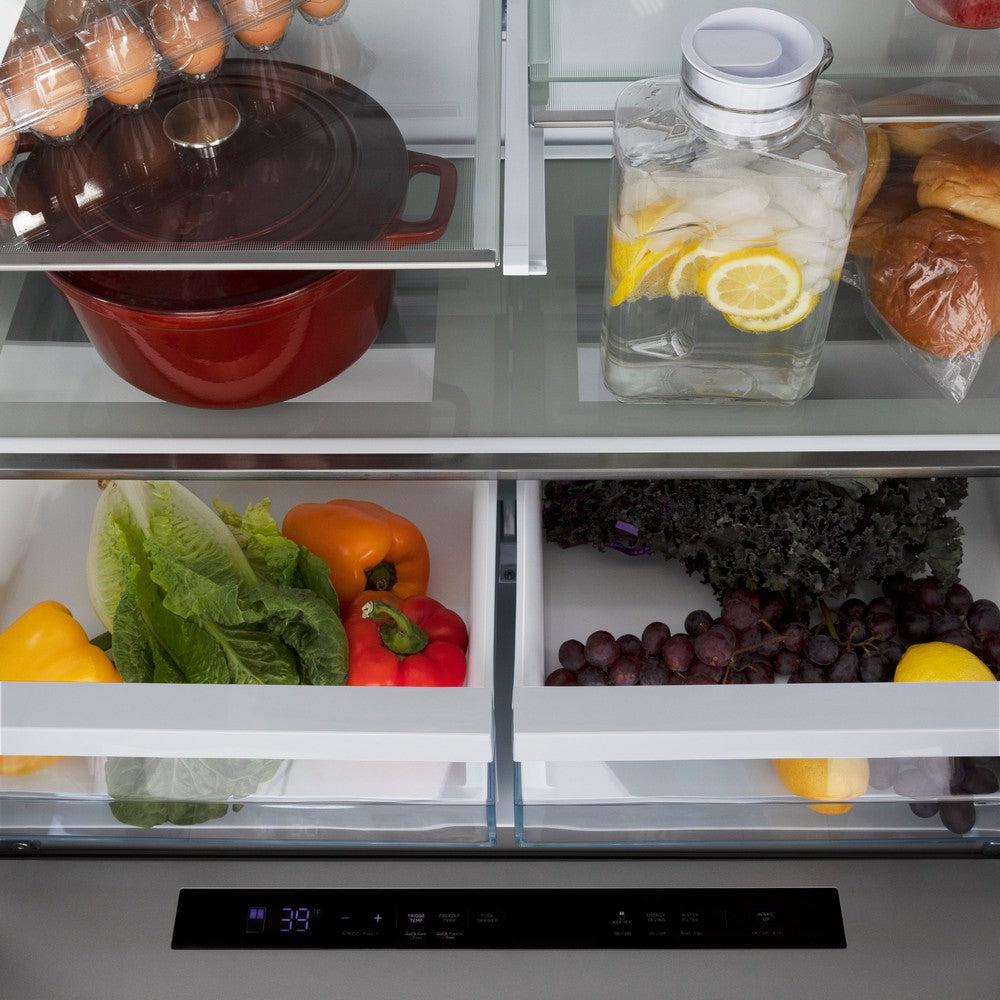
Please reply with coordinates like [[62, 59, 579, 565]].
[[215, 498, 340, 615], [293, 547, 341, 615], [205, 623, 301, 685], [109, 576, 156, 683], [105, 757, 282, 829], [240, 582, 348, 686], [214, 498, 302, 588], [91, 481, 349, 691]]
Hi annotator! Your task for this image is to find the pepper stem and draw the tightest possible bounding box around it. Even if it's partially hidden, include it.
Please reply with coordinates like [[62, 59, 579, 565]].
[[362, 600, 428, 656], [365, 560, 398, 592]]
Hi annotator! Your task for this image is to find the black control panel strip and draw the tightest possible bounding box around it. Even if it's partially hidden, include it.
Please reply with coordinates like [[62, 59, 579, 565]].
[[172, 888, 845, 949]]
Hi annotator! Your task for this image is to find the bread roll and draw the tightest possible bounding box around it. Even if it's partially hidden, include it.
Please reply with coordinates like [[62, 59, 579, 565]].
[[915, 137, 1000, 230], [875, 95, 978, 159], [855, 126, 890, 221], [869, 208, 1000, 357], [849, 175, 918, 259]]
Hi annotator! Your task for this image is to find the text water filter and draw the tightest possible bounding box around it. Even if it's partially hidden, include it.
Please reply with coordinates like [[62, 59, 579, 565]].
[[602, 6, 866, 405]]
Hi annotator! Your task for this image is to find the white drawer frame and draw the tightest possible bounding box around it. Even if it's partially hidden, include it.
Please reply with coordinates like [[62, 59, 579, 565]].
[[513, 479, 1000, 763], [0, 480, 497, 763]]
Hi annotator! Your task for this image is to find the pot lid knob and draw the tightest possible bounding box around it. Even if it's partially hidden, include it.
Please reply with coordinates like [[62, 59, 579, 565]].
[[163, 97, 241, 152]]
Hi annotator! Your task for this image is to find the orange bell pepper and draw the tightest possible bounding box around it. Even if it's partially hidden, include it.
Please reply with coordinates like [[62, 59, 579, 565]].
[[282, 500, 430, 610]]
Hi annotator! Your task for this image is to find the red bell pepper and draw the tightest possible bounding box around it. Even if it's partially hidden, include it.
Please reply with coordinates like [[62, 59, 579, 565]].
[[345, 596, 469, 687]]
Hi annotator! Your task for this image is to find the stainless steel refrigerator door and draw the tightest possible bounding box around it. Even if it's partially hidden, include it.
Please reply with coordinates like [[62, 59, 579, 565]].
[[2, 856, 997, 999]]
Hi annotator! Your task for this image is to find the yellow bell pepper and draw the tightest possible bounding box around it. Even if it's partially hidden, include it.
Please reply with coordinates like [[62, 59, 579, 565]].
[[0, 755, 63, 777], [0, 601, 121, 683], [0, 601, 120, 778]]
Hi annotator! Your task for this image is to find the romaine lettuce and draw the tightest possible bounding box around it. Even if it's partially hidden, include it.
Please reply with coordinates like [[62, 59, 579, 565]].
[[88, 481, 347, 686]]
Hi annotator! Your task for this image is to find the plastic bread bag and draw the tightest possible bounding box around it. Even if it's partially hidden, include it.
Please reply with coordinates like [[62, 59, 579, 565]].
[[842, 85, 1000, 401], [862, 207, 1000, 402], [843, 81, 983, 285]]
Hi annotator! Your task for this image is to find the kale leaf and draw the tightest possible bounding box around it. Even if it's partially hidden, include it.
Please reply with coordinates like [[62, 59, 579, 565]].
[[543, 478, 967, 609]]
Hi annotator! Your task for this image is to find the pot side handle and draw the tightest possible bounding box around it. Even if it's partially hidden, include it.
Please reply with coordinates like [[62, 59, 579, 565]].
[[382, 150, 459, 247]]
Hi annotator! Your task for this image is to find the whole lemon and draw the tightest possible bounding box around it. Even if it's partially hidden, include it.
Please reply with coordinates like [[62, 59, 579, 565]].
[[772, 758, 870, 816], [894, 642, 996, 683]]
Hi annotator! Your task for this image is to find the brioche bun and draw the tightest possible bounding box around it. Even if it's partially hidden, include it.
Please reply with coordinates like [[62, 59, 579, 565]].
[[914, 137, 1000, 230], [849, 175, 919, 259], [875, 95, 978, 159], [855, 126, 890, 221], [869, 208, 1000, 356]]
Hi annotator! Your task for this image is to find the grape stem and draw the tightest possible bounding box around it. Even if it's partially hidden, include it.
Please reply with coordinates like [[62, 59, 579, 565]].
[[819, 601, 841, 643]]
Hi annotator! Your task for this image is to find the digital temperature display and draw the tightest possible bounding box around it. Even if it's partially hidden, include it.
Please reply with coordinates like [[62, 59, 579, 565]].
[[279, 907, 313, 933], [172, 888, 846, 950], [243, 905, 317, 935]]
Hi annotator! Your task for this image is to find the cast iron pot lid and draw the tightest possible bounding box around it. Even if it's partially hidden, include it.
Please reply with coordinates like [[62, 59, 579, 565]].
[[8, 60, 429, 251]]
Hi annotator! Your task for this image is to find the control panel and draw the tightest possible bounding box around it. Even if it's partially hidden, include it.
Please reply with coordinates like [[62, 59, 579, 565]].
[[172, 888, 845, 949]]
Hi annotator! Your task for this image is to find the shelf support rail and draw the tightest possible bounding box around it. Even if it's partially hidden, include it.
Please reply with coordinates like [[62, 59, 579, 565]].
[[503, 0, 547, 275]]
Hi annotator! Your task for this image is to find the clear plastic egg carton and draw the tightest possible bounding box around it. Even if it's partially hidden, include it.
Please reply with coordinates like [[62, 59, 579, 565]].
[[0, 0, 351, 164]]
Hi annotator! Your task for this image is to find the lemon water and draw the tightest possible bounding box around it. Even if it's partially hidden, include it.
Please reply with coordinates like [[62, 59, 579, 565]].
[[601, 9, 867, 405], [602, 278, 839, 404]]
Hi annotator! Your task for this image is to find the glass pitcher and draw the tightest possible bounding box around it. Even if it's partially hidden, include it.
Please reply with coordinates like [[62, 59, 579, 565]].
[[602, 7, 867, 404]]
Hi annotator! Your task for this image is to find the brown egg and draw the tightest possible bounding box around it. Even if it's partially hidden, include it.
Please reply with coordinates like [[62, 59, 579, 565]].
[[78, 14, 159, 108], [45, 0, 93, 38], [219, 0, 293, 50], [146, 0, 226, 77], [4, 43, 90, 139], [299, 0, 347, 20], [147, 0, 227, 77], [0, 93, 18, 168]]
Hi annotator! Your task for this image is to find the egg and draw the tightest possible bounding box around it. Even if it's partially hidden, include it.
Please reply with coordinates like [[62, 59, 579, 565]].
[[0, 94, 18, 168], [147, 0, 227, 77], [4, 43, 90, 139], [78, 14, 159, 108], [45, 0, 92, 38], [219, 0, 293, 50], [299, 0, 347, 20]]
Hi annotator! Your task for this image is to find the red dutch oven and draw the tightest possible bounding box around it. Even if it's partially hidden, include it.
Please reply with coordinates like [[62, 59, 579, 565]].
[[5, 60, 458, 408]]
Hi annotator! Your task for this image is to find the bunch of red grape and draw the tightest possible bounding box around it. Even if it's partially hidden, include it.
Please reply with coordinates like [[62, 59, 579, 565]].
[[883, 574, 1000, 672], [546, 589, 790, 687], [544, 577, 1000, 687], [869, 756, 1000, 836]]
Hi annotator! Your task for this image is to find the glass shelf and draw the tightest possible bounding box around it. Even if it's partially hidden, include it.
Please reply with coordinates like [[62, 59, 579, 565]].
[[0, 0, 501, 270], [2, 159, 1000, 476], [530, 0, 1000, 123]]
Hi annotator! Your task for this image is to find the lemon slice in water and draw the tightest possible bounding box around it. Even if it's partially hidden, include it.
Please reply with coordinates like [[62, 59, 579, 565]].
[[700, 248, 802, 318], [667, 242, 724, 298], [725, 289, 819, 334]]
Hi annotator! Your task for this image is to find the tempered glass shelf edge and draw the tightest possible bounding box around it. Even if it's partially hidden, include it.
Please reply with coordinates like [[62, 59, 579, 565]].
[[1, 450, 1000, 479], [532, 106, 1000, 128], [0, 253, 498, 272]]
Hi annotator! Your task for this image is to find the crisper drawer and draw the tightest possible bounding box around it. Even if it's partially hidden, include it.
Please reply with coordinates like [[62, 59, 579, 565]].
[[0, 479, 497, 847], [513, 479, 1000, 848]]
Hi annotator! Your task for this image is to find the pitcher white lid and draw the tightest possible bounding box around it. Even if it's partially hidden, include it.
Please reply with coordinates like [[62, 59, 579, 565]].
[[681, 7, 831, 117]]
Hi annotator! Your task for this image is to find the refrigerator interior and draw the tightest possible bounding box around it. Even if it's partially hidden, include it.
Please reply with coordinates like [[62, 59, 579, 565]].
[[2, 1, 1000, 996]]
